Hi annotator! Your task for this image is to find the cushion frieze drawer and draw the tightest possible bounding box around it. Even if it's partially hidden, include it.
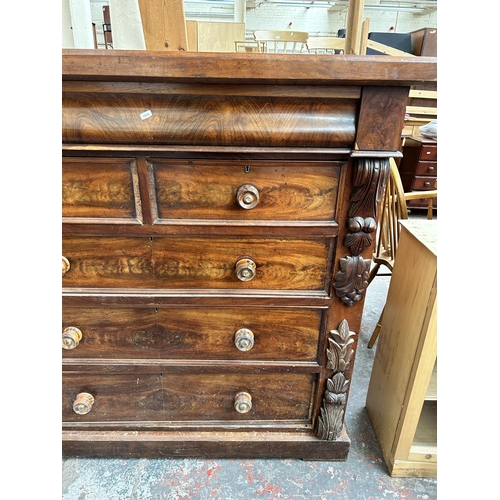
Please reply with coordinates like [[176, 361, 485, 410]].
[[62, 158, 142, 223], [150, 159, 341, 222], [62, 236, 332, 291], [63, 372, 315, 423], [62, 94, 357, 148], [62, 307, 322, 361]]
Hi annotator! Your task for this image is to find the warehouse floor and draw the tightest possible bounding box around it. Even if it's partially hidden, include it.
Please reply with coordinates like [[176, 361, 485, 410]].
[[61, 263, 439, 499]]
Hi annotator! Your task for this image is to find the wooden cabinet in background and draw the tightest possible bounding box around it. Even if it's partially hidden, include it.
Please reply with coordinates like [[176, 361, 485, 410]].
[[366, 219, 437, 477], [186, 21, 245, 52], [410, 27, 437, 57], [398, 135, 437, 211]]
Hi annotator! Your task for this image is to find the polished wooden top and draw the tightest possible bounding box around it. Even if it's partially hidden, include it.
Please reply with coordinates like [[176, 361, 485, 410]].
[[62, 49, 437, 86]]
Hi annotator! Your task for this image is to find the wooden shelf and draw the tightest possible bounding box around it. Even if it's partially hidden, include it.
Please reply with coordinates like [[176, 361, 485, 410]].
[[405, 401, 437, 474], [425, 362, 437, 401], [412, 401, 437, 451]]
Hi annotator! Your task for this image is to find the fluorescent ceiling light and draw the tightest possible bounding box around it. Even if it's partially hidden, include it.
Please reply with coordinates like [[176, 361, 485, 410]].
[[365, 5, 425, 12], [185, 12, 235, 16], [380, 1, 436, 4], [274, 1, 334, 7]]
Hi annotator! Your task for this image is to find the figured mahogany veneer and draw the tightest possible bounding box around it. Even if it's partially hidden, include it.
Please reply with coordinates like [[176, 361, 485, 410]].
[[150, 159, 341, 222], [62, 307, 322, 361], [62, 94, 357, 148], [63, 372, 314, 422], [62, 236, 331, 290], [62, 158, 142, 222], [62, 50, 436, 460], [63, 158, 343, 222]]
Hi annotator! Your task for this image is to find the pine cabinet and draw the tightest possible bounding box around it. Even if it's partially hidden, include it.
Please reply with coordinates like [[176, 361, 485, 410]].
[[366, 219, 437, 476]]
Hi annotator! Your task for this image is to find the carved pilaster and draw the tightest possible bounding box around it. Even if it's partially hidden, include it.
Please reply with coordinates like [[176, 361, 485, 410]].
[[316, 319, 356, 441], [334, 157, 390, 306], [333, 255, 371, 307], [316, 373, 349, 441], [325, 318, 356, 372]]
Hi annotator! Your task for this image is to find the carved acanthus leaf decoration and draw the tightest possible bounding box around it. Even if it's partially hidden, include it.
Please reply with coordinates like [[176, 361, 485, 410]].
[[315, 373, 350, 441], [316, 320, 357, 441], [333, 255, 370, 307], [349, 157, 390, 219], [326, 319, 356, 371], [334, 158, 389, 306], [344, 216, 377, 256]]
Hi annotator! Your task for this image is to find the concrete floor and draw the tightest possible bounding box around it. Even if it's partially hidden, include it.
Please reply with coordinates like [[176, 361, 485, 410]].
[[61, 270, 439, 499]]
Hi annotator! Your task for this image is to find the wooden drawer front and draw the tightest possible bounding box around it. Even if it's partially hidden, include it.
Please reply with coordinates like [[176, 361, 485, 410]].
[[62, 94, 356, 148], [419, 144, 437, 161], [414, 161, 437, 177], [63, 372, 314, 422], [62, 307, 322, 361], [151, 159, 341, 221], [62, 158, 141, 222], [412, 176, 437, 191], [62, 236, 331, 290]]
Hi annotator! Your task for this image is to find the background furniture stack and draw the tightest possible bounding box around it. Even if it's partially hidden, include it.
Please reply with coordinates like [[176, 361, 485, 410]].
[[399, 26, 437, 216], [398, 135, 437, 213], [253, 30, 309, 53]]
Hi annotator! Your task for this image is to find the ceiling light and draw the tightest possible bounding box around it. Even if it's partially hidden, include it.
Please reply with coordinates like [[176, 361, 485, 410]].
[[365, 5, 425, 12], [274, 1, 335, 8]]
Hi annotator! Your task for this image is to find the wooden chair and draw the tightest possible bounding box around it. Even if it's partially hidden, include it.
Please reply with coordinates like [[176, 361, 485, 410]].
[[253, 30, 309, 54], [367, 157, 437, 348], [305, 37, 345, 54]]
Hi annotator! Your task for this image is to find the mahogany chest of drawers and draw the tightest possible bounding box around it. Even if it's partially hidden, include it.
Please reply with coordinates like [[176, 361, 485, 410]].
[[62, 50, 436, 459], [398, 135, 438, 210]]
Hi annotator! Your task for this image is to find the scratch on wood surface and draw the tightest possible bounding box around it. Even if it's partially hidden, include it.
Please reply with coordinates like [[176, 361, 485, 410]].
[[257, 103, 269, 115]]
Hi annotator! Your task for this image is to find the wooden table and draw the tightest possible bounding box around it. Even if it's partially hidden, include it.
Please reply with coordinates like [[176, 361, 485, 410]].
[[366, 219, 437, 477]]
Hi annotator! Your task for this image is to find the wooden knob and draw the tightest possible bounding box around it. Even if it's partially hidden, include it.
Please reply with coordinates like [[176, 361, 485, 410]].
[[237, 184, 260, 209], [234, 328, 254, 351], [73, 392, 94, 415], [62, 327, 82, 350], [235, 257, 256, 281], [234, 392, 252, 413], [62, 256, 70, 276]]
